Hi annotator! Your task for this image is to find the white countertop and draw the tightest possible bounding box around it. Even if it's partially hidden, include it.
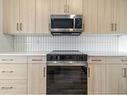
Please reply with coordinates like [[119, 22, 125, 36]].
[[83, 51, 127, 56], [0, 52, 48, 56], [0, 51, 127, 56]]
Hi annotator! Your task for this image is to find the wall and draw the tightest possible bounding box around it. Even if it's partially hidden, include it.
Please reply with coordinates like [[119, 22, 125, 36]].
[[119, 35, 127, 52], [14, 35, 118, 52], [0, 0, 13, 52]]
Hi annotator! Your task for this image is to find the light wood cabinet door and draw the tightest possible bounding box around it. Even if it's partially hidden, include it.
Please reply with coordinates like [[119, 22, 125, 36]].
[[68, 0, 83, 14], [3, 0, 35, 34], [106, 64, 121, 94], [50, 0, 67, 14], [88, 64, 106, 94], [20, 0, 35, 34], [83, 0, 98, 34], [0, 63, 27, 79], [120, 65, 127, 94], [28, 63, 46, 95], [97, 0, 115, 34], [36, 0, 50, 33], [0, 80, 27, 95], [118, 0, 127, 34], [3, 0, 20, 34]]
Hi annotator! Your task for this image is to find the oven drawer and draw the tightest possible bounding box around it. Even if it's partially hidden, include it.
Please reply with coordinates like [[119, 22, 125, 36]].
[[0, 80, 27, 94], [0, 64, 27, 79]]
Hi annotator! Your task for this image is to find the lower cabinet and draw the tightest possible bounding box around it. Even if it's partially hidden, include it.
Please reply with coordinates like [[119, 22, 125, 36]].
[[88, 64, 106, 94], [88, 57, 127, 95], [0, 56, 28, 95], [0, 80, 27, 95], [28, 57, 46, 95], [106, 64, 121, 94], [120, 65, 127, 94], [0, 56, 46, 95]]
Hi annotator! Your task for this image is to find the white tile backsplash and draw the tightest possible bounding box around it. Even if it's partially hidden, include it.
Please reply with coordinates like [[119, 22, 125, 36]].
[[14, 35, 118, 52], [119, 35, 127, 52]]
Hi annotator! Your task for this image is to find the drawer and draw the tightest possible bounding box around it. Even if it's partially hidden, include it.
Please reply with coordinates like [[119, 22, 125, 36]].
[[106, 57, 127, 64], [0, 64, 27, 79], [28, 56, 46, 64], [88, 57, 106, 64], [0, 56, 27, 63], [0, 80, 27, 94]]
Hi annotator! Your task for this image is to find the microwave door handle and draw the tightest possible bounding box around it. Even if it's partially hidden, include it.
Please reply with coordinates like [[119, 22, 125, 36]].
[[73, 18, 75, 31]]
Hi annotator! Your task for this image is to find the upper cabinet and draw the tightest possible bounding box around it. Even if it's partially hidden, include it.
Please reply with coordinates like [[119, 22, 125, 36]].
[[118, 0, 127, 34], [97, 0, 115, 34], [3, 0, 35, 34], [3, 0, 20, 34], [50, 0, 83, 14], [84, 0, 119, 34], [36, 0, 50, 33], [83, 0, 98, 33], [3, 0, 127, 35]]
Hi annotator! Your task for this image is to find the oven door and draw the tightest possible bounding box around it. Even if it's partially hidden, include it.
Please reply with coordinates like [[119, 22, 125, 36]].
[[47, 66, 87, 95]]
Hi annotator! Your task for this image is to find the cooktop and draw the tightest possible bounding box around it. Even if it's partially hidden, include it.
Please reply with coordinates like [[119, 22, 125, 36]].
[[47, 50, 87, 61]]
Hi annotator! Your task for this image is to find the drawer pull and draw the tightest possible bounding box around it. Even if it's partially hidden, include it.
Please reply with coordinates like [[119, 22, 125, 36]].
[[1, 87, 13, 89], [88, 67, 90, 78], [92, 59, 102, 62], [1, 71, 14, 73], [43, 67, 46, 77], [32, 59, 43, 61], [2, 59, 14, 61], [123, 68, 127, 78], [121, 60, 127, 62]]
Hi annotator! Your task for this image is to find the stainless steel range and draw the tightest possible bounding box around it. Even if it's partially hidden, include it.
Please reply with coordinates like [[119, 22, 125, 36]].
[[47, 50, 88, 95]]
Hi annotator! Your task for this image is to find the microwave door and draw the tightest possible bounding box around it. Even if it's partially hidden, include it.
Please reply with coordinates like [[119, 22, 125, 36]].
[[51, 18, 74, 32]]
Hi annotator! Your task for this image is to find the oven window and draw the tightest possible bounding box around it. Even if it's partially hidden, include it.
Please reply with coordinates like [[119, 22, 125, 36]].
[[47, 66, 87, 95], [51, 19, 73, 28]]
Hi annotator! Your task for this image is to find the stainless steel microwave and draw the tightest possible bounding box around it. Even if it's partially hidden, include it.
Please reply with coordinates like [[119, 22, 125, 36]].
[[50, 15, 83, 36]]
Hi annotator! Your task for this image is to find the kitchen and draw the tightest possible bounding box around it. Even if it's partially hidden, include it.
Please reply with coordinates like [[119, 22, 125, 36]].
[[0, 0, 127, 95]]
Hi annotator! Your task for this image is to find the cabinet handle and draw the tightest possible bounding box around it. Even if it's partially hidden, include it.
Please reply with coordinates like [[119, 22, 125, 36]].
[[111, 23, 114, 31], [32, 59, 43, 61], [1, 71, 14, 73], [123, 68, 126, 78], [20, 23, 23, 31], [64, 5, 67, 13], [88, 67, 90, 77], [91, 59, 102, 62], [64, 5, 66, 13], [43, 67, 46, 77], [115, 24, 117, 31], [67, 5, 69, 13], [1, 87, 13, 89], [121, 59, 127, 62], [17, 23, 19, 31], [2, 59, 14, 61], [83, 23, 85, 32]]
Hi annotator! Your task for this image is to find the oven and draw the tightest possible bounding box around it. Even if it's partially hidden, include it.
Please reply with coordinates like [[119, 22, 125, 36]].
[[47, 50, 88, 95]]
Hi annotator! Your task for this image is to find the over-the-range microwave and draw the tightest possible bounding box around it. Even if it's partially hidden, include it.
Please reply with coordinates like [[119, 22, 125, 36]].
[[50, 15, 84, 36]]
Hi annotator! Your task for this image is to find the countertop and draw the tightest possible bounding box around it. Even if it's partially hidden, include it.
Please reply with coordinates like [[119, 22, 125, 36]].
[[0, 51, 127, 56], [0, 52, 48, 56]]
